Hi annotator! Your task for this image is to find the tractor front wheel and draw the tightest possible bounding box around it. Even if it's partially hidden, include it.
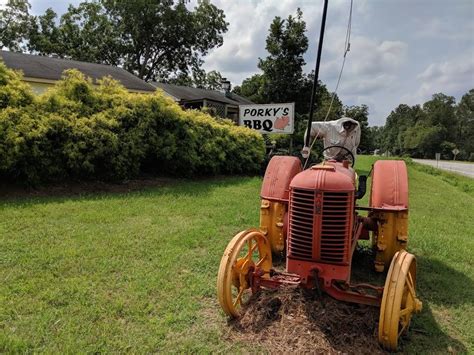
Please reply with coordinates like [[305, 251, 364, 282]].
[[378, 250, 422, 350], [217, 229, 272, 318]]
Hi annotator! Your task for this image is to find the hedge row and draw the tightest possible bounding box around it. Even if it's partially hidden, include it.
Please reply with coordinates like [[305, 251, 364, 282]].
[[0, 63, 265, 184]]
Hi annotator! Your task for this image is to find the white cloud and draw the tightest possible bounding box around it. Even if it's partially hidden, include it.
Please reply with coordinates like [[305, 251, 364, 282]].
[[414, 13, 474, 41], [321, 36, 407, 122], [403, 55, 474, 105], [343, 38, 407, 78], [202, 0, 352, 84]]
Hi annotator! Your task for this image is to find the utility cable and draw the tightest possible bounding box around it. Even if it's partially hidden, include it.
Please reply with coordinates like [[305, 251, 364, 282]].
[[303, 0, 353, 169]]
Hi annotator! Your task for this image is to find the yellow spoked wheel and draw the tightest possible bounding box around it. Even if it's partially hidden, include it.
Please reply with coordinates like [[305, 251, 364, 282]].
[[217, 229, 272, 318], [379, 250, 423, 351]]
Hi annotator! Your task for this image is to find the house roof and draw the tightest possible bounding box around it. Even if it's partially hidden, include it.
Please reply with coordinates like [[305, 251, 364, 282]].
[[151, 82, 254, 106], [0, 50, 156, 92]]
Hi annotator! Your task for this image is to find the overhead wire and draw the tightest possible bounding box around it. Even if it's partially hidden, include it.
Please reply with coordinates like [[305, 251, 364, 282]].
[[303, 0, 353, 169]]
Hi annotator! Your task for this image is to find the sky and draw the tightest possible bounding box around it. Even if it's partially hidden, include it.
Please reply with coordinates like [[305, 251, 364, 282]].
[[3, 0, 474, 126]]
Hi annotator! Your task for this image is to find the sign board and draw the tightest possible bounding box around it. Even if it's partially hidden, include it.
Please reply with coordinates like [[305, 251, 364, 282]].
[[435, 153, 441, 161], [239, 103, 295, 134], [452, 148, 460, 161]]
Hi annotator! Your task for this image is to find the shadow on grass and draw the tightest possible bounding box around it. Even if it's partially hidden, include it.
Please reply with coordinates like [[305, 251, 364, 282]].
[[400, 255, 471, 353], [417, 256, 473, 307], [405, 302, 467, 354], [0, 175, 258, 207]]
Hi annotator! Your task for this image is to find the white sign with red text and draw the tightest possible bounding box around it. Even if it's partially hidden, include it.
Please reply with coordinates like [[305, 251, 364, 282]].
[[239, 103, 295, 134]]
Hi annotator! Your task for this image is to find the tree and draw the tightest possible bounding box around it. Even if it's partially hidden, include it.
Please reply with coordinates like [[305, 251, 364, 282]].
[[344, 105, 371, 153], [236, 9, 343, 120], [27, 8, 63, 56], [34, 3, 123, 65], [258, 8, 308, 107], [100, 0, 228, 81], [0, 0, 31, 51], [378, 90, 474, 159], [193, 70, 224, 90], [2, 0, 228, 82], [307, 76, 343, 122], [273, 81, 343, 155], [234, 9, 310, 113], [381, 104, 425, 155], [455, 89, 474, 159], [233, 74, 266, 103], [167, 69, 224, 90], [165, 72, 194, 87], [403, 124, 447, 158], [367, 126, 384, 152], [423, 93, 457, 141], [233, 9, 346, 154]]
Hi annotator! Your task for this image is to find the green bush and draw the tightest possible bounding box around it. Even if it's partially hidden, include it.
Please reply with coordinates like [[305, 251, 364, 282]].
[[0, 66, 265, 184], [0, 62, 34, 109]]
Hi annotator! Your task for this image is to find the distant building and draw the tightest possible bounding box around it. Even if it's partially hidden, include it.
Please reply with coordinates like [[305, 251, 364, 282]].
[[0, 50, 156, 94], [152, 82, 254, 122]]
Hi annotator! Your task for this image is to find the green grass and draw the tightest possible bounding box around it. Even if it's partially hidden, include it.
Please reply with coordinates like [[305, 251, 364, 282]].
[[0, 156, 473, 353], [408, 159, 474, 194]]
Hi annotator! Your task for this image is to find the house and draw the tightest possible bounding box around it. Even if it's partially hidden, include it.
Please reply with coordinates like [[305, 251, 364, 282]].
[[0, 50, 253, 123], [152, 82, 253, 122], [0, 50, 156, 94]]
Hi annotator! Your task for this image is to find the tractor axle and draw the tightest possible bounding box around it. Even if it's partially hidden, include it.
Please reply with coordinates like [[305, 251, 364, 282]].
[[249, 267, 383, 306]]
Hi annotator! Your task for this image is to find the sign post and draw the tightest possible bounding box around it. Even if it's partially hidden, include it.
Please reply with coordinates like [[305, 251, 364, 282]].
[[452, 148, 459, 161], [239, 103, 295, 135]]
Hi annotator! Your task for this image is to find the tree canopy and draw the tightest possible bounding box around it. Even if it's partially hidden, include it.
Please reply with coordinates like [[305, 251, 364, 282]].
[[233, 8, 316, 114], [258, 8, 308, 105], [1, 0, 228, 82], [0, 0, 31, 51], [167, 69, 225, 90], [379, 89, 474, 160]]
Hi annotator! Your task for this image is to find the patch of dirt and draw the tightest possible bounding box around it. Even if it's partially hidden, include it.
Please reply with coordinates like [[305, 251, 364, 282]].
[[226, 287, 385, 354]]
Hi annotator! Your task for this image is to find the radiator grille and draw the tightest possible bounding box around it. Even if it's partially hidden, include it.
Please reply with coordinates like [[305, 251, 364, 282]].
[[289, 189, 351, 264], [320, 192, 350, 263], [288, 188, 314, 260]]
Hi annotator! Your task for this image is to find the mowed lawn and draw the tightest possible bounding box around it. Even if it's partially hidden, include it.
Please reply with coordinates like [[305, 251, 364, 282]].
[[1, 156, 473, 353]]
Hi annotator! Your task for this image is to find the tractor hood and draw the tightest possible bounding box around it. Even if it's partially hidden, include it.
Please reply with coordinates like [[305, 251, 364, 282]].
[[290, 162, 356, 192]]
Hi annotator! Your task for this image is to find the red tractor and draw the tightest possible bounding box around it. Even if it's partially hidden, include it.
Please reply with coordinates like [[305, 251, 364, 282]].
[[217, 153, 422, 350]]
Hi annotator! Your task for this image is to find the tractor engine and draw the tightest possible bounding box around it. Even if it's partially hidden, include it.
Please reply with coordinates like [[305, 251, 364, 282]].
[[286, 162, 356, 287]]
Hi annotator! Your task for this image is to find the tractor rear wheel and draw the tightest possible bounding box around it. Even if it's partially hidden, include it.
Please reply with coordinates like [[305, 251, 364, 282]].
[[217, 229, 272, 318], [378, 250, 422, 351]]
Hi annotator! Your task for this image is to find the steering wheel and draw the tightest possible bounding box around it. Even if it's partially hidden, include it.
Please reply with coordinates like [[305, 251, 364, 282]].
[[322, 145, 355, 167]]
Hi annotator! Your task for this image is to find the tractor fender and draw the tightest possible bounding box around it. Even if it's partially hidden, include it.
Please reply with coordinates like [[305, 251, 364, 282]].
[[370, 160, 408, 209], [260, 156, 301, 254], [261, 156, 302, 202], [370, 160, 409, 272]]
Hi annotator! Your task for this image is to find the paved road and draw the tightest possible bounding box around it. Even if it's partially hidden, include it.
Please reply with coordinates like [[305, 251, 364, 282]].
[[413, 159, 474, 178]]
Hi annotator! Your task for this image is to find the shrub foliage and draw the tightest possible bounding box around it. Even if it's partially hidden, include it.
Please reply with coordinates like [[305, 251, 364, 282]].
[[0, 63, 265, 184]]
